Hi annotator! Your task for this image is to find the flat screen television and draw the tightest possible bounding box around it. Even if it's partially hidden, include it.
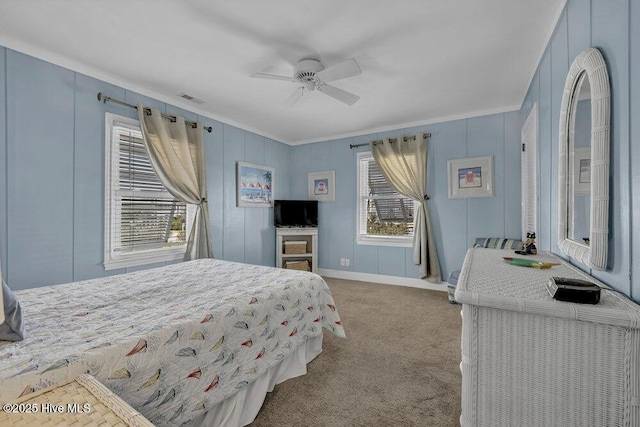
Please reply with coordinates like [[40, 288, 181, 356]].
[[274, 200, 318, 227]]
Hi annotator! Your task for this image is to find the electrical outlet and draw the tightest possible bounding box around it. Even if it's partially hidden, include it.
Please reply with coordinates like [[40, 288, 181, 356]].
[[340, 258, 346, 266], [345, 258, 351, 267]]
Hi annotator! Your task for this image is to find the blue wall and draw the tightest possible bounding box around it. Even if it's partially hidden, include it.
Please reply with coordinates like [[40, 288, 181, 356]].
[[291, 113, 522, 281], [2, 0, 638, 303], [521, 0, 637, 301], [0, 48, 291, 290], [0, 44, 525, 290], [291, 0, 640, 303]]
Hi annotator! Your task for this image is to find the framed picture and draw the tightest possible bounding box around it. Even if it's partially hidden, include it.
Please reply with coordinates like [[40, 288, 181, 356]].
[[573, 147, 591, 196], [308, 171, 335, 202], [447, 155, 494, 199], [236, 161, 274, 207]]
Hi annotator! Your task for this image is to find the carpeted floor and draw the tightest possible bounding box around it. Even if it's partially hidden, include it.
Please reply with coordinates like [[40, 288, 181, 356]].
[[251, 277, 463, 427]]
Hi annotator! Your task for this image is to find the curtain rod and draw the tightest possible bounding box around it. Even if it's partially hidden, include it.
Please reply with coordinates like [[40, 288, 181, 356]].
[[349, 133, 431, 149], [97, 92, 212, 133]]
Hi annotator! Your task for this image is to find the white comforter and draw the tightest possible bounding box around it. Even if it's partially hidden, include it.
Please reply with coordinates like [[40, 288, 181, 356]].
[[0, 259, 345, 425]]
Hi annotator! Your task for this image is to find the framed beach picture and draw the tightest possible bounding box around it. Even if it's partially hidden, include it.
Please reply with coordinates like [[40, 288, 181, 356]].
[[447, 155, 494, 199], [236, 161, 274, 207], [308, 171, 335, 202], [573, 147, 591, 196]]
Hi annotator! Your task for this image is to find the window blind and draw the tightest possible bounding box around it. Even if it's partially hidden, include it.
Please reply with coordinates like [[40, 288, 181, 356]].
[[117, 131, 165, 192], [357, 152, 414, 237], [113, 125, 187, 253]]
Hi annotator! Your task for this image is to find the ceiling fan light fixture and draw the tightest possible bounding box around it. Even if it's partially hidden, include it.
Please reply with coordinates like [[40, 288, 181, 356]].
[[251, 57, 362, 106]]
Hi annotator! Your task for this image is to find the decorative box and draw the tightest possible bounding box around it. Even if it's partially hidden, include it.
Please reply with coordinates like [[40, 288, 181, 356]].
[[284, 260, 311, 271], [284, 241, 307, 254]]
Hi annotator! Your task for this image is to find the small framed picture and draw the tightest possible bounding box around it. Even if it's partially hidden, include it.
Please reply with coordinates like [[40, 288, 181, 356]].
[[237, 161, 274, 207], [308, 171, 335, 202], [447, 155, 494, 199], [573, 147, 591, 196]]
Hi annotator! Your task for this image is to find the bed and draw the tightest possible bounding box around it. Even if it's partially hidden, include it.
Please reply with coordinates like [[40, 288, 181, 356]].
[[0, 259, 345, 426]]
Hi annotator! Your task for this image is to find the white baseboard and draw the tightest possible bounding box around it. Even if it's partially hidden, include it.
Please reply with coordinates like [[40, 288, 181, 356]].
[[317, 268, 447, 292]]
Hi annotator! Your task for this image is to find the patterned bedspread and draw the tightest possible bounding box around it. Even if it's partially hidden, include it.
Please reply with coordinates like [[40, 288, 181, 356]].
[[0, 259, 345, 425]]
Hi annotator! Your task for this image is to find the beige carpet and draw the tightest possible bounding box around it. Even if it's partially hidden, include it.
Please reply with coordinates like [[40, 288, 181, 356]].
[[252, 277, 462, 427]]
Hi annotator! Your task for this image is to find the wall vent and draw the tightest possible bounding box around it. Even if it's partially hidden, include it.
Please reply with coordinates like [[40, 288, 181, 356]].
[[177, 93, 205, 105]]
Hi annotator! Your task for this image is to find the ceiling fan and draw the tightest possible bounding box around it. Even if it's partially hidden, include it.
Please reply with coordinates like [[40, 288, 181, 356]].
[[250, 58, 362, 107]]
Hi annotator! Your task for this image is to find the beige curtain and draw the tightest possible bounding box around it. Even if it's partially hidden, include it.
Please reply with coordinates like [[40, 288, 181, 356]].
[[137, 104, 213, 260], [0, 261, 4, 324], [370, 134, 441, 282]]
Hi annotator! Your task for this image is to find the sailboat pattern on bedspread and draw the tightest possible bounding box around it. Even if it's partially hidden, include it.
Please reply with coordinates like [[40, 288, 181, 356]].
[[0, 259, 345, 426]]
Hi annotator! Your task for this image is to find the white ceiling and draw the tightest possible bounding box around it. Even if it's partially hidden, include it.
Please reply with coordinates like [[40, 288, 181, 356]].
[[0, 0, 565, 145]]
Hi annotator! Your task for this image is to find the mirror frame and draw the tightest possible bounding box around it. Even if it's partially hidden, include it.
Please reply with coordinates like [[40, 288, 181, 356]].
[[558, 47, 610, 270]]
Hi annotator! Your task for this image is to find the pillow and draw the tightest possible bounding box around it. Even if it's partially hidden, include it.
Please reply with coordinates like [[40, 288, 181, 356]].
[[1, 279, 24, 341], [473, 237, 524, 251], [446, 270, 461, 304]]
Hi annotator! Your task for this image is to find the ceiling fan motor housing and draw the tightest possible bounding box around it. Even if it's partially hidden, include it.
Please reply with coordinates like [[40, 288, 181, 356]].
[[295, 59, 325, 88]]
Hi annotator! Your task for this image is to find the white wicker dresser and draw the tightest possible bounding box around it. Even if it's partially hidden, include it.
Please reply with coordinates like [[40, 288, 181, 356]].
[[455, 248, 640, 427]]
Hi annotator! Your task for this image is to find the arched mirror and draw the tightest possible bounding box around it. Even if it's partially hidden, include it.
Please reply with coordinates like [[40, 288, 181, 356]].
[[558, 47, 610, 270]]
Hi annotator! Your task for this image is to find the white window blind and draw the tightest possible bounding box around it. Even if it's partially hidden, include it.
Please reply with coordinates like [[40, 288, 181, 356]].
[[356, 151, 414, 246], [104, 113, 188, 270]]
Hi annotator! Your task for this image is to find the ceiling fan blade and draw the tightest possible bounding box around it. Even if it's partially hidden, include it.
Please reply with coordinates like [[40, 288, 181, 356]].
[[317, 84, 359, 106], [283, 87, 304, 108], [250, 72, 298, 83], [315, 59, 362, 83]]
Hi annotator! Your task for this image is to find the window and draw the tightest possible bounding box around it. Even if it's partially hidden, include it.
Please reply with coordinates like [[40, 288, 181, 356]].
[[356, 151, 415, 246], [104, 113, 190, 270], [521, 102, 538, 242]]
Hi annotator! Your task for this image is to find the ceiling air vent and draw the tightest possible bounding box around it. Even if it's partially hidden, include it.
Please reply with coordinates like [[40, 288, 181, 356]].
[[177, 93, 205, 105]]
